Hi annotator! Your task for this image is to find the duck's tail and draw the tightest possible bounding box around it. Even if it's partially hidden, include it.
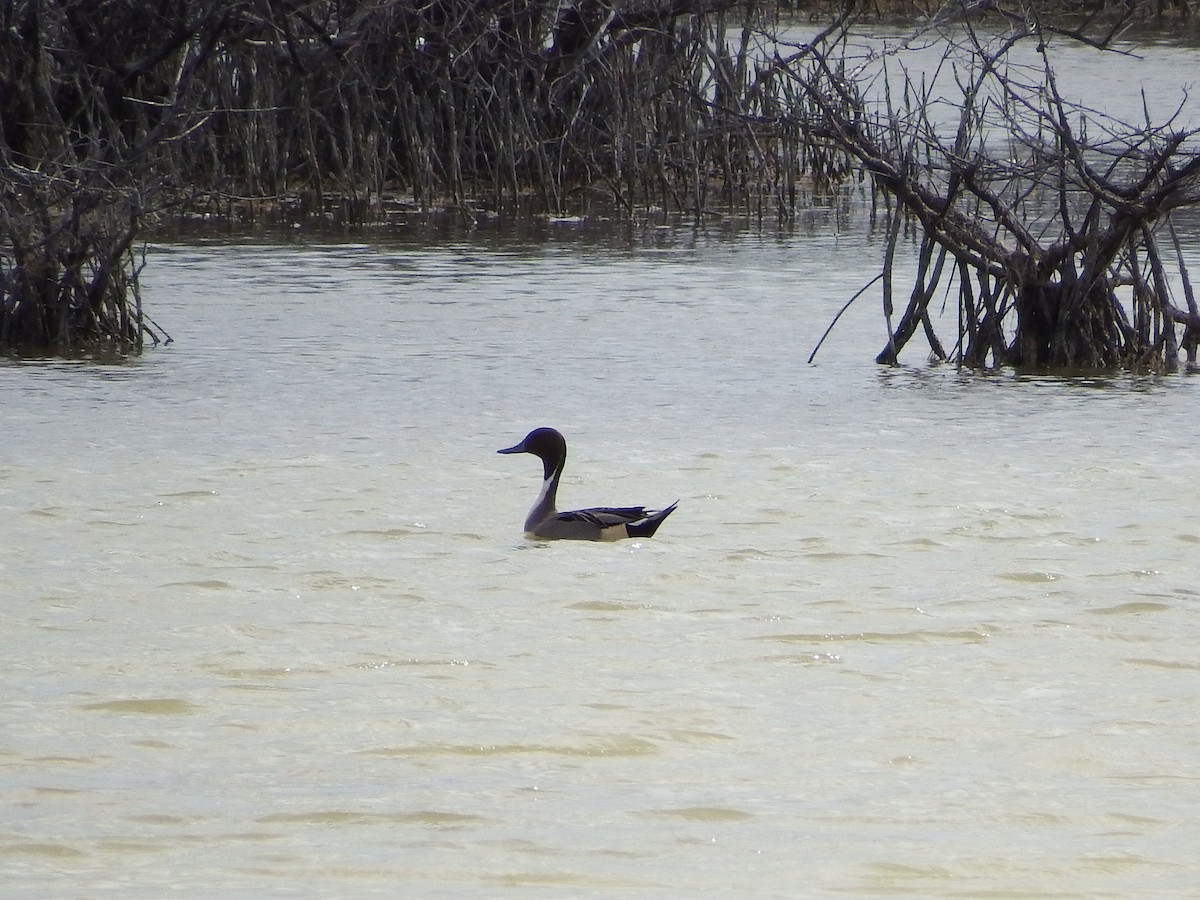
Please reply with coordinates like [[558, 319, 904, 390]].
[[627, 501, 678, 539]]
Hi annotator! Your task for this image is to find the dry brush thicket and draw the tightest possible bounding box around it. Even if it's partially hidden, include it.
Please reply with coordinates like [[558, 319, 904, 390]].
[[2, 0, 1199, 369], [0, 0, 814, 355], [793, 4, 1200, 369]]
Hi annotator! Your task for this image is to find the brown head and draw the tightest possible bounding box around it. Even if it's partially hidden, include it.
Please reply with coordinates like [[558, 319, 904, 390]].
[[498, 427, 567, 481]]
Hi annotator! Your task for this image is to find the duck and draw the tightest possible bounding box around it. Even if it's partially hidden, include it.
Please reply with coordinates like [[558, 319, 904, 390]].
[[498, 427, 678, 541]]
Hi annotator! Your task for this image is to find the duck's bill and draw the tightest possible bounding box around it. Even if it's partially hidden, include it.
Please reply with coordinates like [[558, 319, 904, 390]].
[[497, 442, 525, 454]]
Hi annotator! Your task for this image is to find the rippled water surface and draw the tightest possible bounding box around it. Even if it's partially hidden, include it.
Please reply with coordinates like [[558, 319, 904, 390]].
[[7, 21, 1200, 887], [4, 214, 1200, 897]]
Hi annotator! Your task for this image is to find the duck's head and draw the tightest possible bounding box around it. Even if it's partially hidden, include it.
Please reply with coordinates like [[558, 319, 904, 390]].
[[498, 427, 566, 479]]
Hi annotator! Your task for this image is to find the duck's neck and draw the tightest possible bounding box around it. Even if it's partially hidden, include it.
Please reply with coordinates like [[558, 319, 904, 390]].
[[525, 453, 564, 531]]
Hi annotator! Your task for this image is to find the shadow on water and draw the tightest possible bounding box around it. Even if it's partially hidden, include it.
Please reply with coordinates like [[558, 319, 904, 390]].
[[0, 351, 146, 372], [873, 364, 1200, 403], [874, 364, 1188, 393], [152, 191, 870, 256]]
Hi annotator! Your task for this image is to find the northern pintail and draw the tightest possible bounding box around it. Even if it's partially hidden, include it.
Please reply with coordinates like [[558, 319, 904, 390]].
[[498, 427, 678, 541]]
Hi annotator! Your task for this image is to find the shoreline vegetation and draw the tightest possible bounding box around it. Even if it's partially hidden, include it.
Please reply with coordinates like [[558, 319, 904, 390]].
[[2, 1, 1200, 367]]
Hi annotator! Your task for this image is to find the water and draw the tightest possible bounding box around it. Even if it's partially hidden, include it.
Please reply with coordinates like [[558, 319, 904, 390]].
[[849, 15, 1200, 111], [6, 27, 1200, 898], [4, 218, 1200, 897]]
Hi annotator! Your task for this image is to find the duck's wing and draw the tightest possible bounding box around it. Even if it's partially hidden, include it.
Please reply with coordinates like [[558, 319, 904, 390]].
[[557, 506, 651, 528], [534, 502, 677, 541]]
